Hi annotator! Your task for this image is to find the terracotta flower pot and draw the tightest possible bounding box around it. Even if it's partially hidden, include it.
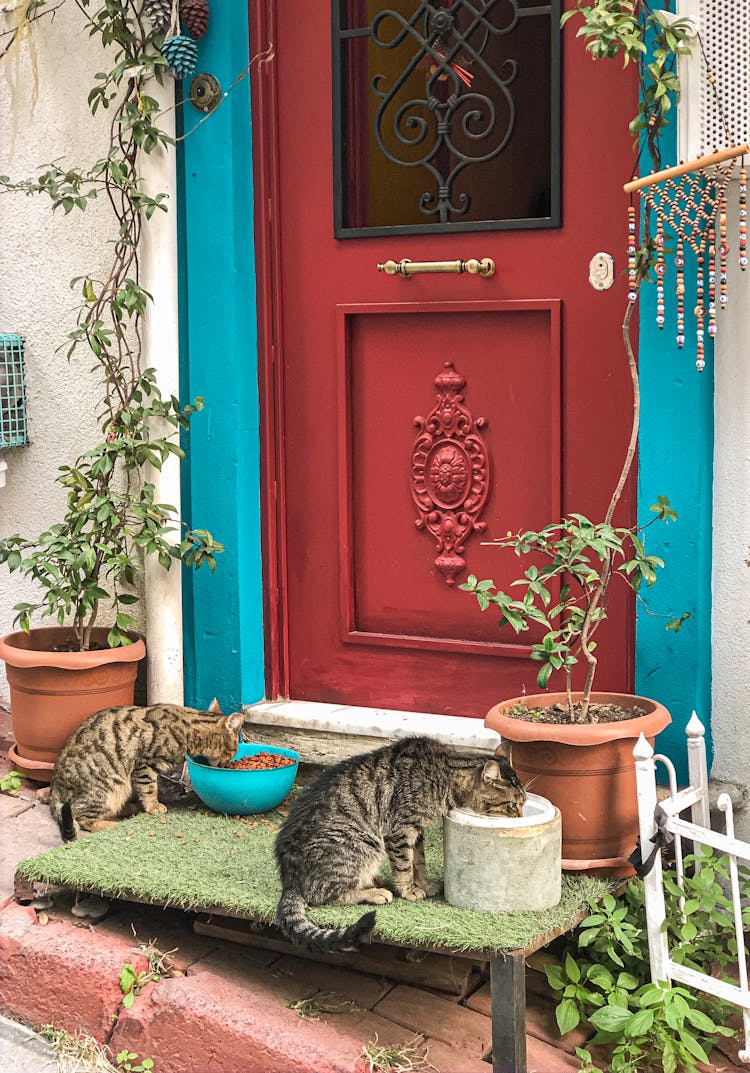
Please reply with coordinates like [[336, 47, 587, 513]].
[[485, 692, 671, 876], [0, 626, 146, 784]]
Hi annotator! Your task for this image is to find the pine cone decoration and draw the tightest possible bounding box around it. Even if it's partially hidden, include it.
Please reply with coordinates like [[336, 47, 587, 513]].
[[144, 0, 172, 32], [161, 34, 198, 80], [180, 0, 210, 40]]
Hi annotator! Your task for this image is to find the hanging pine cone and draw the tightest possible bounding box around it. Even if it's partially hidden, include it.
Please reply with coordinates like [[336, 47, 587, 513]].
[[161, 34, 198, 80], [144, 0, 172, 32], [180, 0, 210, 40]]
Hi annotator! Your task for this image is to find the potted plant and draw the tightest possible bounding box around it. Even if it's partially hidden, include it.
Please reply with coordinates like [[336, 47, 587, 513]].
[[461, 2, 696, 874], [0, 2, 222, 781]]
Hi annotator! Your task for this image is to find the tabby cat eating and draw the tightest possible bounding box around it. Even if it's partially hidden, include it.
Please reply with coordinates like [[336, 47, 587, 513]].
[[49, 700, 243, 841], [274, 735, 525, 953]]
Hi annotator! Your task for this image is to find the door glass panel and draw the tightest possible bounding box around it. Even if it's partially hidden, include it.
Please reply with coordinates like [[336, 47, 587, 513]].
[[334, 0, 560, 236]]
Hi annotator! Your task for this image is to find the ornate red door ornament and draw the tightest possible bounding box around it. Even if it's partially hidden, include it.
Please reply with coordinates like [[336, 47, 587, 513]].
[[410, 362, 491, 585]]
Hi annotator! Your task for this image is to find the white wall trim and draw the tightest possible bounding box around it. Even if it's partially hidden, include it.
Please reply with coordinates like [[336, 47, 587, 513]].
[[141, 78, 183, 705]]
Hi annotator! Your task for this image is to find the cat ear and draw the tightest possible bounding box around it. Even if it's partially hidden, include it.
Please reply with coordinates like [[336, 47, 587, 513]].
[[208, 697, 223, 713], [225, 712, 244, 733], [481, 759, 502, 783], [494, 740, 513, 763]]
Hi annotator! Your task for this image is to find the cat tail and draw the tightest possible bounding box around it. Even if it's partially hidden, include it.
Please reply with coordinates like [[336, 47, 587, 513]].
[[58, 802, 76, 843], [276, 888, 376, 953]]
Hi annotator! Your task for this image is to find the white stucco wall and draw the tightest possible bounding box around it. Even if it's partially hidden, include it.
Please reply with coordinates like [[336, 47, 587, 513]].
[[0, 5, 146, 706], [710, 178, 750, 831]]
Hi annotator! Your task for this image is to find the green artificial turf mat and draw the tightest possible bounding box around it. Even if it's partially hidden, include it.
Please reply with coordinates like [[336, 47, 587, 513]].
[[18, 804, 618, 953]]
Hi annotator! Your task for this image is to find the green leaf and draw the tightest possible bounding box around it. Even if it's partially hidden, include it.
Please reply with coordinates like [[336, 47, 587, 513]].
[[680, 920, 698, 942], [663, 1041, 678, 1073], [536, 662, 554, 689], [606, 944, 624, 968], [678, 1030, 709, 1063], [544, 963, 565, 990], [586, 964, 614, 990], [565, 953, 581, 983], [684, 1007, 720, 1032], [589, 1005, 633, 1033], [122, 991, 135, 1009], [624, 1008, 653, 1037], [119, 964, 137, 994], [556, 998, 581, 1037]]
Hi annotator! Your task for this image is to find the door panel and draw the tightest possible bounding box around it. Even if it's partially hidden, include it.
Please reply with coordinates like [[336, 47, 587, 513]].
[[251, 0, 638, 715], [339, 300, 560, 651]]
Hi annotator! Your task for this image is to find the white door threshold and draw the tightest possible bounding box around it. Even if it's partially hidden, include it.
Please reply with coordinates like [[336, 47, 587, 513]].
[[243, 699, 501, 763]]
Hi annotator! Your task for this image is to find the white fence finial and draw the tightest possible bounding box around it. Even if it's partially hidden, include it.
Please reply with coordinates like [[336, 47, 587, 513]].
[[633, 732, 654, 761], [686, 710, 710, 835], [686, 711, 705, 738]]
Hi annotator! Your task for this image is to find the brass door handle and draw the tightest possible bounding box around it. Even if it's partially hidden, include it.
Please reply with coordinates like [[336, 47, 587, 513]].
[[377, 257, 495, 279]]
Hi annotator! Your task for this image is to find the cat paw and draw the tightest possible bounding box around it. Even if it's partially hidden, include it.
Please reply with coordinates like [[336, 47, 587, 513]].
[[145, 803, 167, 815], [419, 880, 441, 898], [399, 885, 427, 901], [365, 888, 393, 905]]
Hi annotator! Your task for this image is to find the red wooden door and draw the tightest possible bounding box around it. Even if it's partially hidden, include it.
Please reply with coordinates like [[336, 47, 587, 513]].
[[251, 0, 638, 717]]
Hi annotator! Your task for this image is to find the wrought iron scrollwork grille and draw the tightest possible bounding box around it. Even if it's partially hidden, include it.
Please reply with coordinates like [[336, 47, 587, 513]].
[[333, 0, 560, 237]]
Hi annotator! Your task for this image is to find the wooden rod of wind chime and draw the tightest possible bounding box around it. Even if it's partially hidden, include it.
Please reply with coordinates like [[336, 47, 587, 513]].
[[624, 144, 750, 193]]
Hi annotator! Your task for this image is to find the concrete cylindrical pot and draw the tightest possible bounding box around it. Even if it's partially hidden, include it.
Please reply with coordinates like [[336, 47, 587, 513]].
[[444, 793, 562, 913], [0, 626, 146, 783]]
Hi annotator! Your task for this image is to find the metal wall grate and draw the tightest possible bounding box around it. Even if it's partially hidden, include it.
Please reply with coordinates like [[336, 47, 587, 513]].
[[698, 0, 750, 153], [679, 1, 750, 161], [0, 334, 29, 449]]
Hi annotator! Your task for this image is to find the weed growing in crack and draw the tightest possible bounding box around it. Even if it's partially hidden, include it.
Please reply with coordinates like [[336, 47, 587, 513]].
[[359, 1034, 434, 1073]]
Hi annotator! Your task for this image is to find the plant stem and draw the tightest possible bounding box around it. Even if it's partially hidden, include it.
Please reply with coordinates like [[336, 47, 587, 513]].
[[576, 292, 641, 722]]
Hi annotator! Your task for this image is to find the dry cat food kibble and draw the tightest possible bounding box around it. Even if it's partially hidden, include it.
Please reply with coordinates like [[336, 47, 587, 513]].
[[225, 752, 296, 771]]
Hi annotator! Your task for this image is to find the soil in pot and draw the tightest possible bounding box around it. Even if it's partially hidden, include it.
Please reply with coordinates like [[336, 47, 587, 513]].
[[506, 701, 647, 725]]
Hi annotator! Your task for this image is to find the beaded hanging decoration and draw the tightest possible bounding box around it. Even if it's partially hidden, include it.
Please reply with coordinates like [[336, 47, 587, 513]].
[[625, 152, 746, 371], [623, 35, 748, 371]]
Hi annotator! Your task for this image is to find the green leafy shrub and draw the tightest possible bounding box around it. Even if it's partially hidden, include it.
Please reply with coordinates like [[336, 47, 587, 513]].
[[546, 854, 745, 1072], [0, 770, 22, 796], [460, 497, 678, 720]]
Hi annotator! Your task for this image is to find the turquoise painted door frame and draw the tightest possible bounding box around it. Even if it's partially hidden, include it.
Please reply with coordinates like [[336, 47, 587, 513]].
[[635, 129, 714, 783], [178, 3, 264, 713], [174, 6, 714, 767]]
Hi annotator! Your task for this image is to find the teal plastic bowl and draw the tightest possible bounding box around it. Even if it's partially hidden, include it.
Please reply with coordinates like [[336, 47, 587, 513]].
[[186, 742, 300, 816]]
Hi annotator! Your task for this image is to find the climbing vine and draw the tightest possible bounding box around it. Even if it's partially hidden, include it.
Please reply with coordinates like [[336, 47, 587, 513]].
[[562, 1, 695, 177], [0, 0, 223, 650]]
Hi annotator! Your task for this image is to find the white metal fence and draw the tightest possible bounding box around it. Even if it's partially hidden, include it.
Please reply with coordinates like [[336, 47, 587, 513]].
[[634, 712, 750, 1062]]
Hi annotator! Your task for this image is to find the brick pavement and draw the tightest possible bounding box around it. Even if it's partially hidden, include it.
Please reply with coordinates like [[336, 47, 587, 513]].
[[0, 707, 744, 1072]]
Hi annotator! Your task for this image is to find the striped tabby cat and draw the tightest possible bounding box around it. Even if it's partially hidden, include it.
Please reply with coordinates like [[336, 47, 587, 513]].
[[49, 700, 243, 841], [275, 735, 525, 953]]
